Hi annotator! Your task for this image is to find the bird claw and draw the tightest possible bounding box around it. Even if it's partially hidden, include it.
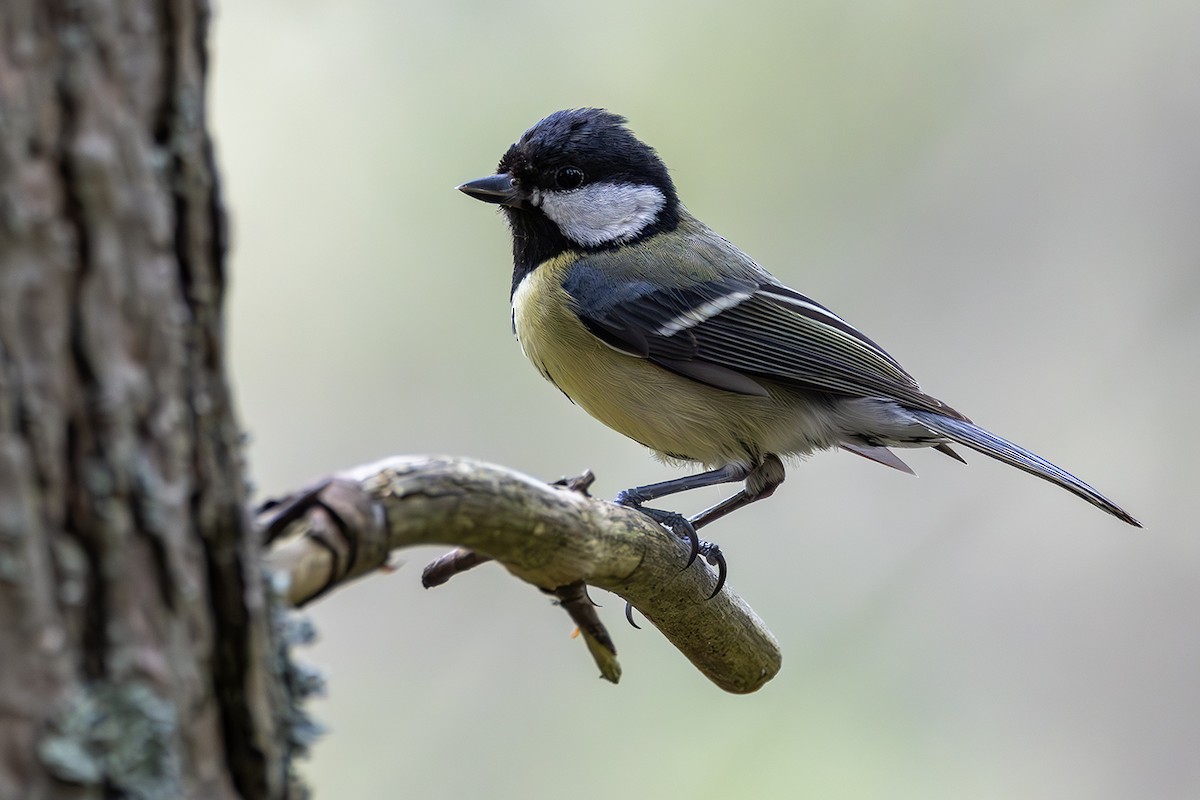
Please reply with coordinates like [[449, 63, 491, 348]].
[[614, 493, 725, 601], [623, 539, 724, 625], [614, 500, 700, 566], [698, 540, 727, 599]]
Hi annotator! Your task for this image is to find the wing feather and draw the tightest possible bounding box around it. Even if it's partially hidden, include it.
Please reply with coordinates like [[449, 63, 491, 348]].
[[560, 224, 962, 419]]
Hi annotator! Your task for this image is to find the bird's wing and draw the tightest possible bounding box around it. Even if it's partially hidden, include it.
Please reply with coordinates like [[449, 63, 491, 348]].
[[561, 243, 962, 419]]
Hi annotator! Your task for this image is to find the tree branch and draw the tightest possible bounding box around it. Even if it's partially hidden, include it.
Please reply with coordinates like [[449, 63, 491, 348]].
[[259, 456, 781, 694]]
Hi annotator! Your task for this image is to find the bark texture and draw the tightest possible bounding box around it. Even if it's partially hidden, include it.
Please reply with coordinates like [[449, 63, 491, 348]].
[[0, 3, 284, 798]]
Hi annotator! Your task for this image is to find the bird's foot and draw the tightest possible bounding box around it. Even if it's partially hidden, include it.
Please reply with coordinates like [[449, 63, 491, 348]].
[[622, 537, 727, 627], [698, 540, 726, 599], [614, 498, 700, 567]]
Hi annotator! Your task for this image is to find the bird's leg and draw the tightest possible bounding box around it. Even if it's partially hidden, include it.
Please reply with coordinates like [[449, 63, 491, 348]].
[[688, 454, 785, 530], [615, 463, 751, 565], [688, 491, 752, 531], [615, 463, 752, 506], [686, 455, 787, 596]]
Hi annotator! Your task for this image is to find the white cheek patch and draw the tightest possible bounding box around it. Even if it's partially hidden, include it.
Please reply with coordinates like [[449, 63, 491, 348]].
[[538, 183, 666, 248]]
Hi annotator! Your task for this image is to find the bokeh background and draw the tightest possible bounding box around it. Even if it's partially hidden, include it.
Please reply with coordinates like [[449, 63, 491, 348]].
[[212, 2, 1198, 798]]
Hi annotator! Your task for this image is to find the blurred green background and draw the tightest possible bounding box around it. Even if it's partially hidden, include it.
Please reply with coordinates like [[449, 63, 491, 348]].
[[212, 1, 1198, 797]]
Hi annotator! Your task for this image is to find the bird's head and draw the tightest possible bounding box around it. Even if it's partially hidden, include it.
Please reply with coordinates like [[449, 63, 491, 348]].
[[458, 109, 680, 258]]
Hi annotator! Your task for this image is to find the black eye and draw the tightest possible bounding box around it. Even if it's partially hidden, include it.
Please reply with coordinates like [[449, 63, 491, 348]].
[[555, 166, 585, 190]]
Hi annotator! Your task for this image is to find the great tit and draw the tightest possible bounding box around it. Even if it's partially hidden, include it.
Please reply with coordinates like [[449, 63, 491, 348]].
[[458, 108, 1140, 573]]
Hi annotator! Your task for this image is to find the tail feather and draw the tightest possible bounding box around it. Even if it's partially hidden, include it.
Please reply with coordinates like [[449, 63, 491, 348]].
[[910, 410, 1141, 527], [841, 443, 916, 475], [934, 443, 967, 464]]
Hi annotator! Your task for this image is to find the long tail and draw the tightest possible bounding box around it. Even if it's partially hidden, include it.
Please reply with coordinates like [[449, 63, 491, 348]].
[[909, 410, 1141, 527]]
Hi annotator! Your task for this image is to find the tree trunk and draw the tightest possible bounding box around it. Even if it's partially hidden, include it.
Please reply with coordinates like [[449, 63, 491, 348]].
[[0, 2, 286, 797]]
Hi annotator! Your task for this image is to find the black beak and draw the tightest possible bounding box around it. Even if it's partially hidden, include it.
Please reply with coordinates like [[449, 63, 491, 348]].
[[457, 173, 522, 206]]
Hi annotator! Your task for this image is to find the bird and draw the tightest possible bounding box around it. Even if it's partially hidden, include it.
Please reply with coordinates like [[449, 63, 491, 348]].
[[457, 108, 1140, 590]]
